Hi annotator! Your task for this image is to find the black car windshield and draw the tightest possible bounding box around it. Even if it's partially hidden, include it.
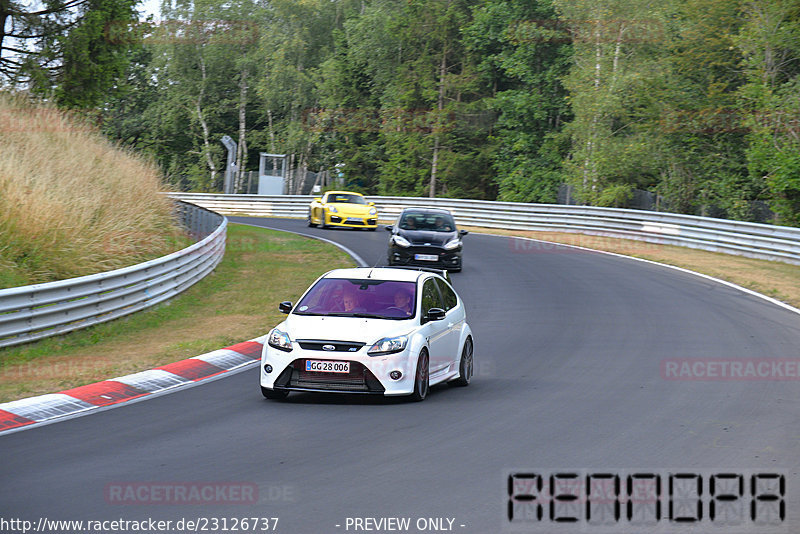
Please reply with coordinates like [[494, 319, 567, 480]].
[[326, 193, 367, 205], [399, 212, 456, 232], [293, 278, 416, 319]]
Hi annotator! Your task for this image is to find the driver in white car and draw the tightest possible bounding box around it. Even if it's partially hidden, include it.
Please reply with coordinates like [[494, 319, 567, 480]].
[[392, 289, 413, 316]]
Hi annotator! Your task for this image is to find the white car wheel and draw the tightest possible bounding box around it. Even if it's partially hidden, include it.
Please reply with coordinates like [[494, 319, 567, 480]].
[[450, 337, 473, 387]]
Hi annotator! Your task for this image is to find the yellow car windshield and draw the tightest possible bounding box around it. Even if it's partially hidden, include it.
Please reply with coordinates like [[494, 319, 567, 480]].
[[327, 194, 366, 205]]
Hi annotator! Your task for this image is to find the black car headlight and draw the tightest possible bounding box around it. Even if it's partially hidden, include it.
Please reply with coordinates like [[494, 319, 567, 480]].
[[393, 235, 411, 248], [444, 238, 461, 250]]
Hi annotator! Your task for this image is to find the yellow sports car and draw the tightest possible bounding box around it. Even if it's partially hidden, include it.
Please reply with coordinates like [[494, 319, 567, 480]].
[[308, 191, 379, 230]]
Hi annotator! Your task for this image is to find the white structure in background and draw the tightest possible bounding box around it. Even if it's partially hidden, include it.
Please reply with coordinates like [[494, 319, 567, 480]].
[[333, 162, 346, 188], [258, 153, 286, 195], [221, 135, 238, 194]]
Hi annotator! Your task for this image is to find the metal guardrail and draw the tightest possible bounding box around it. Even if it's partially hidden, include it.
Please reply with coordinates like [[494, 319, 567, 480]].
[[0, 201, 226, 348], [167, 193, 800, 265]]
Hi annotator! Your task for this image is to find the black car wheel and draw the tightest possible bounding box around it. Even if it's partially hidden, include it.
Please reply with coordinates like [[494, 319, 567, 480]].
[[409, 350, 429, 401], [450, 337, 473, 387], [261, 387, 289, 400], [319, 209, 327, 229], [307, 209, 316, 227]]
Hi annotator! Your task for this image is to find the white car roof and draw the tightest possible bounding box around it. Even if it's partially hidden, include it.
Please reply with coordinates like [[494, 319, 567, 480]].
[[323, 267, 428, 283]]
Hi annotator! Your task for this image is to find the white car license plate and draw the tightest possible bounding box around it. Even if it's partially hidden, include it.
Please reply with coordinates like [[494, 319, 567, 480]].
[[346, 217, 362, 222], [414, 254, 439, 261], [305, 360, 350, 373]]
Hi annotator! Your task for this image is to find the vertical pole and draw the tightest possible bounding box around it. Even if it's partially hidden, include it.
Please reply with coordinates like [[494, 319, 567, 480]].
[[221, 135, 237, 194]]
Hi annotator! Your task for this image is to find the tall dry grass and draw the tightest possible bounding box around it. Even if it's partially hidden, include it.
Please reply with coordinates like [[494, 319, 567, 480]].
[[0, 93, 186, 288]]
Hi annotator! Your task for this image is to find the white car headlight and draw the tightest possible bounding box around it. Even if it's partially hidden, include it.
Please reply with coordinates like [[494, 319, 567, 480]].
[[369, 207, 377, 215], [328, 205, 338, 213], [268, 328, 293, 352], [368, 335, 408, 356], [444, 238, 461, 250], [393, 235, 411, 248]]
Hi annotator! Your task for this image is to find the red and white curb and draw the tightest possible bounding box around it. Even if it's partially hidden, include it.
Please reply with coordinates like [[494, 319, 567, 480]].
[[0, 338, 265, 435]]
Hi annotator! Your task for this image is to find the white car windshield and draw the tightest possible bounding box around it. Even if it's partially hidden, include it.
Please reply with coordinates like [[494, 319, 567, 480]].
[[293, 278, 416, 319]]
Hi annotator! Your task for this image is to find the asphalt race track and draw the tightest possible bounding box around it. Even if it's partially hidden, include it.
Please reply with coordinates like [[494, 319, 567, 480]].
[[1, 216, 798, 534]]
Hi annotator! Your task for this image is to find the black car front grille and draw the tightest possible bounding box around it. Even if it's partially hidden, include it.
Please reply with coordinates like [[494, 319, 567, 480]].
[[390, 245, 461, 269], [295, 372, 368, 390], [274, 360, 385, 393], [296, 340, 365, 352], [408, 245, 445, 254]]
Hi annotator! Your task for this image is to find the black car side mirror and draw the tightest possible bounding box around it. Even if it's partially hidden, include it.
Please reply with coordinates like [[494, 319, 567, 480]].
[[279, 301, 293, 314], [424, 308, 446, 323], [459, 230, 469, 236], [385, 225, 394, 231]]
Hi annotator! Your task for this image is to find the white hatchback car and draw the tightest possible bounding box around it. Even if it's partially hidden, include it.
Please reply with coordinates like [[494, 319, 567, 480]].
[[260, 267, 473, 401]]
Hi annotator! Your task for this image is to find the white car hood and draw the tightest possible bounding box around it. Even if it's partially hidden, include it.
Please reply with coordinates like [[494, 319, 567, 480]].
[[279, 314, 414, 344]]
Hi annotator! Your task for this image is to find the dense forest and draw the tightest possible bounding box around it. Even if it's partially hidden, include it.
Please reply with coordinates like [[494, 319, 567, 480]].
[[2, 0, 800, 224]]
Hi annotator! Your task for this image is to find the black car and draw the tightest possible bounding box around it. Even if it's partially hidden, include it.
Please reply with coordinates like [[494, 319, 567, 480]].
[[385, 208, 468, 272]]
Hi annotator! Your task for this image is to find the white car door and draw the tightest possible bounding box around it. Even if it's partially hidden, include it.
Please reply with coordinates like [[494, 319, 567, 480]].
[[419, 277, 451, 374], [434, 278, 464, 369]]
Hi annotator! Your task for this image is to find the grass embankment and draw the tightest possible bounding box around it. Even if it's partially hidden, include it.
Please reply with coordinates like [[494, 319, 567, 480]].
[[462, 226, 800, 309], [0, 224, 354, 402], [0, 94, 186, 288]]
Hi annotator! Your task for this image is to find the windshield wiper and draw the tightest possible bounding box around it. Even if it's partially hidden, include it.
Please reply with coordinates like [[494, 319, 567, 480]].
[[323, 312, 387, 319]]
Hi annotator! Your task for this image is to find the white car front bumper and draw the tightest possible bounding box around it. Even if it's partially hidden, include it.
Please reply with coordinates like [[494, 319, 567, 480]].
[[260, 343, 419, 396]]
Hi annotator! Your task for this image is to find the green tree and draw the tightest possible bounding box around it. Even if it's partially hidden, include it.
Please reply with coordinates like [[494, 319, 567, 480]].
[[737, 0, 800, 224], [331, 0, 495, 198], [254, 0, 362, 192], [464, 0, 571, 202], [1, 0, 87, 81], [134, 0, 264, 190], [554, 0, 671, 206], [54, 0, 138, 108], [654, 0, 755, 218], [1, 0, 138, 108]]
